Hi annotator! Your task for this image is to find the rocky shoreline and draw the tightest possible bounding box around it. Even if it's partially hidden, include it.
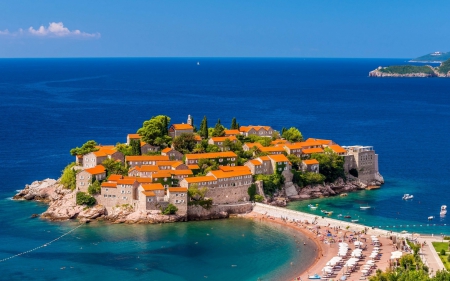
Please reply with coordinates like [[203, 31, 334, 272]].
[[369, 66, 449, 77], [13, 175, 383, 223]]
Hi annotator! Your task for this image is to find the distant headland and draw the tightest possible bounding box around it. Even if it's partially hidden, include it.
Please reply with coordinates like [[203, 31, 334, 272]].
[[369, 57, 450, 78], [409, 51, 450, 63]]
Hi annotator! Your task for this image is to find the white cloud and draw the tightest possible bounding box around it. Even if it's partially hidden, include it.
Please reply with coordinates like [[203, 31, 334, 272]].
[[0, 22, 100, 38]]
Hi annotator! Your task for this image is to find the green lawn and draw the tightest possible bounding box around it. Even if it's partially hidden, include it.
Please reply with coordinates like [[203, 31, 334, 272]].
[[432, 242, 450, 270]]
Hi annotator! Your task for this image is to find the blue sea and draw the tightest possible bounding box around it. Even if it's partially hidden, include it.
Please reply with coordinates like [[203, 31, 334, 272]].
[[0, 58, 449, 280]]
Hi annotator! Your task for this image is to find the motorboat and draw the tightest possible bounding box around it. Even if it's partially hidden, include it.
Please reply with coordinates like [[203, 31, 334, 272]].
[[308, 274, 321, 279], [402, 194, 414, 200], [321, 210, 333, 215], [338, 214, 343, 217], [308, 204, 318, 210], [360, 205, 371, 210], [344, 215, 351, 218], [440, 205, 447, 215], [351, 219, 359, 223], [428, 216, 434, 220]]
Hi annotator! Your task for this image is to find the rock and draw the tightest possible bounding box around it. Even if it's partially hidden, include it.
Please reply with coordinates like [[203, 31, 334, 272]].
[[30, 214, 39, 218]]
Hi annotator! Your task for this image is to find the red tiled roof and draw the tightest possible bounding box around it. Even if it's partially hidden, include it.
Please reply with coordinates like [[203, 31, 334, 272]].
[[171, 124, 194, 130], [141, 191, 156, 197], [126, 155, 170, 162], [101, 182, 117, 188], [168, 187, 188, 192], [302, 148, 324, 154], [303, 159, 319, 165], [185, 151, 237, 160], [328, 145, 347, 154], [141, 183, 164, 191], [268, 154, 289, 162], [183, 176, 216, 183]]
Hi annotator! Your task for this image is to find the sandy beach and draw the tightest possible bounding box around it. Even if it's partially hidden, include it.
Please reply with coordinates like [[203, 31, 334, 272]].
[[243, 209, 397, 281]]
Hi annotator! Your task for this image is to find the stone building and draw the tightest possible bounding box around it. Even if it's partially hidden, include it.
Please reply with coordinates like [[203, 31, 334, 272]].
[[83, 146, 124, 169], [161, 148, 184, 161], [127, 134, 141, 145], [140, 142, 160, 154], [242, 142, 263, 152], [76, 165, 106, 192], [244, 154, 291, 175], [239, 125, 274, 137], [168, 124, 194, 138], [224, 129, 240, 137], [125, 155, 170, 168], [301, 159, 320, 173], [208, 136, 237, 151], [180, 166, 253, 204], [257, 146, 285, 155], [184, 151, 238, 166], [167, 187, 188, 215], [342, 145, 383, 185]]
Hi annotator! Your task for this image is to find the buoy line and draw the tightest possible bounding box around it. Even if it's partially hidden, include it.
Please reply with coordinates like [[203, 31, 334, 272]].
[[0, 223, 84, 262]]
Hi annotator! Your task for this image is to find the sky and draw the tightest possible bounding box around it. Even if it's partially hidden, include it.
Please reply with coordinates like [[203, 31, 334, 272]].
[[0, 0, 449, 58]]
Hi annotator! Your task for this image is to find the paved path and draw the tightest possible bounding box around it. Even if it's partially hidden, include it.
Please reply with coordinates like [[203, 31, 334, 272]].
[[418, 237, 446, 275]]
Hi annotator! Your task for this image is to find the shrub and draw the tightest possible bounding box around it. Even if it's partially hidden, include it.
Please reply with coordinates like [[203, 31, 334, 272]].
[[60, 162, 77, 190], [188, 199, 213, 210], [247, 184, 256, 201], [440, 249, 446, 256], [76, 192, 96, 206], [162, 203, 178, 215], [88, 180, 101, 195], [254, 195, 264, 202]]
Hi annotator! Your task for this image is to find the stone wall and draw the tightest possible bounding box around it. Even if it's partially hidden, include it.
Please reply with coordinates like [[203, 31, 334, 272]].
[[206, 185, 250, 204], [187, 203, 253, 220]]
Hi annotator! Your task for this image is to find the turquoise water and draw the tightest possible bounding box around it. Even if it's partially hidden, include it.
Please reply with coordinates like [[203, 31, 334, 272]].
[[0, 194, 314, 281], [1, 58, 450, 279], [287, 177, 449, 235]]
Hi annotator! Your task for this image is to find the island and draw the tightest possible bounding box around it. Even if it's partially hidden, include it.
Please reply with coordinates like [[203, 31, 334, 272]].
[[369, 58, 450, 77], [14, 114, 384, 224]]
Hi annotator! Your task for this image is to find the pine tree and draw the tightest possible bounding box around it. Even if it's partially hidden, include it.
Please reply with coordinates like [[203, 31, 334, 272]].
[[231, 117, 237, 130], [162, 116, 169, 135], [200, 116, 208, 139], [212, 119, 225, 137], [191, 116, 194, 128], [281, 127, 287, 135]]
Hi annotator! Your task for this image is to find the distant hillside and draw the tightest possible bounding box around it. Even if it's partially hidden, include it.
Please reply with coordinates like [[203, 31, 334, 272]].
[[410, 51, 450, 62]]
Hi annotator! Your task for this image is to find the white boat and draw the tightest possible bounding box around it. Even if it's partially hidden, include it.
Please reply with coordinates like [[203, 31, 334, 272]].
[[428, 216, 434, 220], [360, 206, 371, 210], [197, 62, 200, 65], [308, 204, 318, 210], [440, 205, 447, 215], [402, 194, 414, 200], [351, 219, 359, 223]]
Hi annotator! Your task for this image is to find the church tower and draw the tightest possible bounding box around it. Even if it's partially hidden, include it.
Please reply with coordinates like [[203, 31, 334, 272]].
[[187, 114, 193, 126]]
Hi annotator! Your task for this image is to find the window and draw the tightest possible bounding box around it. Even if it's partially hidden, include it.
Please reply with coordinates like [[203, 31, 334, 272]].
[[80, 176, 84, 179], [147, 198, 153, 202], [219, 159, 223, 162], [106, 188, 108, 191]]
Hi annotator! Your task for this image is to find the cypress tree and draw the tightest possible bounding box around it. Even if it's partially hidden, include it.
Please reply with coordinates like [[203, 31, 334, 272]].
[[200, 116, 208, 139], [231, 118, 237, 130], [162, 116, 169, 135]]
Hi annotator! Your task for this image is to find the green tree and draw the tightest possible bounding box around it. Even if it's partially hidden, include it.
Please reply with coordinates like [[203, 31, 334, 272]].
[[162, 203, 178, 215], [199, 116, 208, 139], [281, 127, 303, 142], [254, 195, 264, 202], [212, 119, 225, 137], [231, 117, 238, 130], [102, 158, 128, 176], [88, 180, 101, 195], [311, 148, 345, 183], [173, 133, 198, 153], [247, 184, 257, 201], [205, 144, 220, 153], [60, 162, 78, 190], [255, 174, 283, 195], [187, 183, 208, 200], [287, 154, 302, 170], [76, 192, 96, 206], [130, 139, 142, 155], [115, 143, 133, 156], [70, 140, 99, 156], [137, 115, 171, 145], [301, 172, 325, 185]]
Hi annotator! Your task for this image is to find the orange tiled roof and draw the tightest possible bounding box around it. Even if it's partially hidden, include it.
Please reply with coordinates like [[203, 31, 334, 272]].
[[239, 125, 272, 132], [224, 129, 240, 135], [151, 172, 172, 178], [328, 145, 347, 154], [183, 176, 216, 183], [169, 170, 193, 176], [303, 159, 319, 165], [168, 187, 188, 192], [305, 138, 333, 145], [124, 177, 154, 183], [141, 191, 156, 197], [284, 143, 305, 150], [219, 166, 251, 172], [108, 174, 123, 181], [139, 165, 160, 172], [268, 154, 289, 162], [140, 141, 155, 147], [194, 135, 202, 141], [271, 139, 288, 145], [101, 182, 117, 188], [187, 164, 200, 170], [85, 165, 106, 175], [302, 148, 324, 154], [141, 183, 164, 191], [161, 147, 171, 153], [185, 151, 237, 160], [171, 124, 194, 130], [128, 134, 141, 139], [259, 156, 271, 161], [243, 142, 263, 149], [210, 136, 237, 142], [126, 155, 170, 162], [259, 146, 285, 152], [249, 159, 262, 166], [208, 169, 252, 179], [157, 161, 183, 166], [116, 179, 137, 185]]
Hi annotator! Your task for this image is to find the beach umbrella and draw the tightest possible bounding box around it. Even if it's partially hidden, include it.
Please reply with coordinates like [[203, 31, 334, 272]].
[[370, 253, 378, 258], [366, 260, 375, 264], [354, 241, 364, 246], [339, 243, 348, 246]]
